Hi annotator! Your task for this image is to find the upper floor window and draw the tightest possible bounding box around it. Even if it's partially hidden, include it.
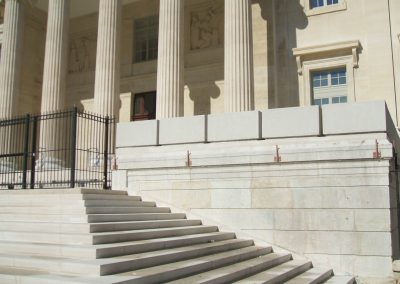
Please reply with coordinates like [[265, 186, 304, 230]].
[[310, 0, 338, 9], [312, 68, 347, 106], [304, 0, 346, 16], [134, 16, 159, 63]]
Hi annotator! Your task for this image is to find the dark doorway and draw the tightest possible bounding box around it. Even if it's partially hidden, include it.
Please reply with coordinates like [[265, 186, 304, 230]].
[[131, 92, 156, 121]]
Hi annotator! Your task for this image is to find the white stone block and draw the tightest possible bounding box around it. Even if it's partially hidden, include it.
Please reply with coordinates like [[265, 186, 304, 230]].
[[261, 106, 321, 138], [159, 115, 206, 145], [116, 120, 158, 148], [322, 101, 394, 135], [208, 111, 261, 142]]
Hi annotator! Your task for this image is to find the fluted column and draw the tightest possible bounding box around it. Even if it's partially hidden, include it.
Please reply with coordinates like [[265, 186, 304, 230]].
[[40, 0, 69, 113], [224, 0, 254, 112], [93, 0, 121, 118], [156, 0, 184, 119], [0, 0, 24, 119], [37, 0, 69, 170]]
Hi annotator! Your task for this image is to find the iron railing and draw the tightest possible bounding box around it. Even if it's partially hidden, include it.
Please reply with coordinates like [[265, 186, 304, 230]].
[[0, 108, 114, 189]]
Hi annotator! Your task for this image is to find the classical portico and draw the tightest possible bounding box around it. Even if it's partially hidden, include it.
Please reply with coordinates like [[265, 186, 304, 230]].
[[0, 0, 256, 120]]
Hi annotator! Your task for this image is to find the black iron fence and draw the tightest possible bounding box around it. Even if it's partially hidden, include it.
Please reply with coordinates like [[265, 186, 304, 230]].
[[0, 108, 114, 189]]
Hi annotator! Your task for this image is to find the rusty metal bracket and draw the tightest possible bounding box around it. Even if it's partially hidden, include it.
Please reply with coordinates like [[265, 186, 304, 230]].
[[185, 150, 192, 167], [373, 139, 381, 159], [274, 145, 281, 162]]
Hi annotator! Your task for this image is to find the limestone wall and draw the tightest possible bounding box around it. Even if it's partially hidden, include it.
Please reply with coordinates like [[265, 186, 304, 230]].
[[114, 102, 400, 282]]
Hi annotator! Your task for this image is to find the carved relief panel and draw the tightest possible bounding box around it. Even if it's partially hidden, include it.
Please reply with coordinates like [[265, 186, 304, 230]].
[[189, 0, 223, 51], [68, 32, 97, 74]]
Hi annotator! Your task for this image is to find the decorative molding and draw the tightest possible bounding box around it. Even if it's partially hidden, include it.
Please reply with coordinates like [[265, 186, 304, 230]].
[[303, 0, 347, 17], [293, 40, 361, 75]]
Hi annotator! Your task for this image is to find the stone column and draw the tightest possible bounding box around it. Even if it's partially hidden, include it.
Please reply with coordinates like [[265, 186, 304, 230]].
[[224, 0, 254, 112], [93, 0, 122, 118], [156, 0, 184, 119], [0, 0, 25, 171], [37, 0, 70, 170], [40, 0, 70, 113], [0, 0, 24, 119]]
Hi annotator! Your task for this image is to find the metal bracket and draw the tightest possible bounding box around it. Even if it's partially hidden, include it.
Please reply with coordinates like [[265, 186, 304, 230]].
[[185, 151, 192, 167], [274, 145, 281, 163], [373, 139, 381, 159]]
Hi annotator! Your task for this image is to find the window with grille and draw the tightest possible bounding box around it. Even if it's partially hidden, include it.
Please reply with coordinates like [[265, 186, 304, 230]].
[[312, 68, 347, 106], [134, 16, 159, 63]]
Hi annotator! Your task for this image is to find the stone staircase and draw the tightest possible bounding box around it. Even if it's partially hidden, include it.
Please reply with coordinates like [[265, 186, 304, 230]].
[[0, 188, 355, 284]]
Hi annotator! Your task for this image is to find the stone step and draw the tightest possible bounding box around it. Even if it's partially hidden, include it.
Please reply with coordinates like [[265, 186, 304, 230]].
[[235, 259, 312, 283], [0, 188, 127, 195], [0, 266, 89, 284], [324, 276, 356, 284], [87, 213, 186, 223], [0, 205, 171, 214], [86, 206, 171, 214], [0, 239, 257, 276], [116, 246, 271, 283], [0, 219, 201, 233], [285, 267, 333, 284], [0, 232, 236, 259], [0, 199, 156, 207], [0, 212, 186, 223], [92, 225, 220, 245], [0, 225, 219, 245], [167, 252, 292, 283], [0, 193, 141, 201]]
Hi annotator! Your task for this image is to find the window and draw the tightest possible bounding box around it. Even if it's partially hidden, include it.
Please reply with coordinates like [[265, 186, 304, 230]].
[[312, 68, 347, 106], [131, 92, 156, 121], [310, 0, 338, 9], [303, 0, 346, 16], [134, 16, 159, 63], [293, 40, 359, 106]]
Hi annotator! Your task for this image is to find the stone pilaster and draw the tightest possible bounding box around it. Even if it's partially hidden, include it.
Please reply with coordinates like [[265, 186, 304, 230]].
[[0, 0, 24, 119], [224, 0, 254, 112], [93, 0, 122, 118], [156, 0, 184, 119], [40, 0, 70, 113]]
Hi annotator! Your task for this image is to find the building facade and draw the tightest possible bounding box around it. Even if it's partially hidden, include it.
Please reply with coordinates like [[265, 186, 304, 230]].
[[1, 0, 400, 282], [0, 0, 399, 124]]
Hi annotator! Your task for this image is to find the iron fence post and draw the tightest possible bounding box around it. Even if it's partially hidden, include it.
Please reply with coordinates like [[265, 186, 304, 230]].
[[103, 116, 109, 190], [70, 108, 78, 188], [29, 116, 38, 189], [22, 114, 30, 189]]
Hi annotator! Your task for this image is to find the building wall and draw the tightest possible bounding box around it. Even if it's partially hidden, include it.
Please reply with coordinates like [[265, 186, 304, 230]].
[[115, 133, 399, 282]]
